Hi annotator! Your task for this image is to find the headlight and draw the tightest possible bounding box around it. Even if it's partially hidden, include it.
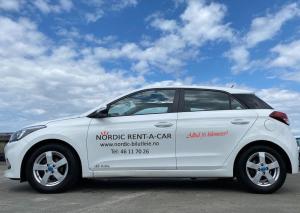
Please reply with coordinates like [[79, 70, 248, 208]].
[[9, 125, 46, 142]]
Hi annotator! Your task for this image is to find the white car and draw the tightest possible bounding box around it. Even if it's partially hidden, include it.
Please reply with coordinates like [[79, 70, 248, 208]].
[[4, 86, 299, 193]]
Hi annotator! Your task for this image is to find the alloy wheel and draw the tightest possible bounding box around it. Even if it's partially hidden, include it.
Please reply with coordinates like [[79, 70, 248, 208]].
[[32, 151, 69, 187], [246, 152, 280, 187]]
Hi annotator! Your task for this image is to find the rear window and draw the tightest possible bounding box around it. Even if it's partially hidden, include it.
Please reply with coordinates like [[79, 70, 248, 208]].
[[233, 94, 272, 109]]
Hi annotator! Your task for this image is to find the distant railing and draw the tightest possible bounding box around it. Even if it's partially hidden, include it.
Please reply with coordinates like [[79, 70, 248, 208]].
[[0, 133, 12, 161]]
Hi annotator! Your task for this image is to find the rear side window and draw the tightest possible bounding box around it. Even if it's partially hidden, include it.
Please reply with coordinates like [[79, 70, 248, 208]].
[[233, 94, 272, 109], [183, 90, 230, 111]]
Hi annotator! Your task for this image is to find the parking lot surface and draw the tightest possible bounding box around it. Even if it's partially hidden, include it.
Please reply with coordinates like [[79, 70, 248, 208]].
[[0, 163, 300, 213]]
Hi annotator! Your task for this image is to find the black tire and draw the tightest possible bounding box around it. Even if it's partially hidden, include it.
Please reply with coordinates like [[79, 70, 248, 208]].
[[26, 143, 80, 193], [236, 145, 287, 194]]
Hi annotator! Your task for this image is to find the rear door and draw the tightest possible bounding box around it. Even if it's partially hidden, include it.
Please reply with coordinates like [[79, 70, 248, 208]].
[[176, 89, 258, 170]]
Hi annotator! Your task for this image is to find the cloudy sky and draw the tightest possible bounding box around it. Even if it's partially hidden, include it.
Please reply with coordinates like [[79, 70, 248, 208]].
[[0, 0, 300, 135]]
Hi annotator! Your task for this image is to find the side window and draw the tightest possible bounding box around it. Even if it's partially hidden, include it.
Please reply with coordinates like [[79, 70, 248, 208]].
[[183, 90, 230, 112], [108, 89, 176, 117], [231, 97, 245, 110]]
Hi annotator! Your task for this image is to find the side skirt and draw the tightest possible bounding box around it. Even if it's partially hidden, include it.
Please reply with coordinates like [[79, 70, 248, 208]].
[[92, 169, 232, 178]]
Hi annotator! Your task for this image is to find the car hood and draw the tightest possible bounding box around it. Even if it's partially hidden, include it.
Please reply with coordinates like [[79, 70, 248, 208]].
[[24, 114, 85, 128]]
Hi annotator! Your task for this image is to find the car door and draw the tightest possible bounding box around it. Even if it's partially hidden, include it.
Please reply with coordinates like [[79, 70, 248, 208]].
[[176, 89, 258, 170], [87, 88, 179, 171]]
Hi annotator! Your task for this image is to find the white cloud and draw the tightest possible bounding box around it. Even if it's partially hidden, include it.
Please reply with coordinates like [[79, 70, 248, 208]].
[[270, 40, 300, 68], [33, 0, 73, 14], [246, 3, 299, 48], [83, 0, 138, 23], [151, 0, 233, 44], [111, 0, 138, 11], [227, 3, 300, 73], [0, 0, 22, 11], [56, 27, 116, 45], [91, 0, 233, 73], [1, 0, 233, 75], [0, 17, 48, 57], [226, 46, 250, 73], [180, 0, 233, 45], [0, 16, 144, 131], [150, 18, 178, 32], [24, 109, 47, 115], [173, 0, 185, 7], [85, 10, 104, 23], [281, 71, 300, 82], [267, 39, 300, 82]]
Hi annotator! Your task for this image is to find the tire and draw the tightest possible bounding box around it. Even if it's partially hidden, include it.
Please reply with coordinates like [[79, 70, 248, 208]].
[[236, 145, 287, 194], [25, 143, 80, 193]]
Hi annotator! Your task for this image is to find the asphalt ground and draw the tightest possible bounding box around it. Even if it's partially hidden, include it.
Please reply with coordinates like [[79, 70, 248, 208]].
[[0, 163, 300, 213]]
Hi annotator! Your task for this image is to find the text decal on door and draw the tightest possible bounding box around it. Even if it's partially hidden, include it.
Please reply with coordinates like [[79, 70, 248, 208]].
[[186, 130, 229, 139]]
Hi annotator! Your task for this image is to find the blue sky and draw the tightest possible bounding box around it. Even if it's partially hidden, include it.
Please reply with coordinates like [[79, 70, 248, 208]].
[[0, 0, 300, 134]]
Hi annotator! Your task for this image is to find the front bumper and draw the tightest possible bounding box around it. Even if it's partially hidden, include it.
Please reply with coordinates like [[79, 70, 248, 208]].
[[4, 141, 26, 179]]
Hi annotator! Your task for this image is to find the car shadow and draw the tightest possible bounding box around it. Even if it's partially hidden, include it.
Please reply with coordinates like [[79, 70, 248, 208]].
[[72, 177, 245, 193], [8, 177, 242, 193], [8, 177, 293, 194]]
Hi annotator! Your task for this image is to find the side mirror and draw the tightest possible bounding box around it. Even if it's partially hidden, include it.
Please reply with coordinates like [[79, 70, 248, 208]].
[[89, 106, 108, 118], [96, 106, 108, 118]]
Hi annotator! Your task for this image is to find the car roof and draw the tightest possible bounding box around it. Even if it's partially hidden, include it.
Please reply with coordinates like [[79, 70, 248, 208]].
[[139, 85, 253, 94]]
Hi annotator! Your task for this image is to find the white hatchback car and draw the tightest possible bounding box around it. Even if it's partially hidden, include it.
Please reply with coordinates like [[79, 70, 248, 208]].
[[4, 86, 299, 193]]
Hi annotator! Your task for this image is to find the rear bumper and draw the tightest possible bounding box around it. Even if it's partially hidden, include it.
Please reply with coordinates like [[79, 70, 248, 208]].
[[290, 142, 299, 174]]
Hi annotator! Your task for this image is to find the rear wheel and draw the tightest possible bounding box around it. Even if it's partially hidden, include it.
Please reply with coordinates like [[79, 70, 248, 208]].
[[26, 144, 80, 193], [236, 145, 287, 193]]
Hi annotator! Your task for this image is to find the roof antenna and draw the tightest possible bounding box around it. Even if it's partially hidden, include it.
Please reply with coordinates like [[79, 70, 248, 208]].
[[230, 84, 234, 88]]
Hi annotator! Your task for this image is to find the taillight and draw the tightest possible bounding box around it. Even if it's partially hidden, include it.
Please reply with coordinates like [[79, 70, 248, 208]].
[[269, 111, 290, 125]]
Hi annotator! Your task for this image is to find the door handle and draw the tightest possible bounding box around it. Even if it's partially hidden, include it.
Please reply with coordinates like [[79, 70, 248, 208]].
[[154, 122, 174, 128], [231, 119, 250, 125]]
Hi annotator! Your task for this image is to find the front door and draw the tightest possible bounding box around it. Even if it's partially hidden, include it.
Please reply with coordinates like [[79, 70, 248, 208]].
[[87, 89, 178, 171], [176, 89, 258, 170]]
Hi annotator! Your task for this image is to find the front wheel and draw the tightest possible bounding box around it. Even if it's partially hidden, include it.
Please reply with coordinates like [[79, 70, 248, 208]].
[[26, 144, 80, 193], [236, 145, 287, 194]]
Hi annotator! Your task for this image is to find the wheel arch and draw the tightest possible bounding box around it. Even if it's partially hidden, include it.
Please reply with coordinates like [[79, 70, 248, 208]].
[[20, 139, 82, 182], [233, 140, 292, 176]]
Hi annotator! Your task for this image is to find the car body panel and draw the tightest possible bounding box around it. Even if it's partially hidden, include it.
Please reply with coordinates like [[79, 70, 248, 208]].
[[5, 117, 93, 179], [224, 110, 299, 174], [176, 109, 258, 170], [86, 113, 177, 171]]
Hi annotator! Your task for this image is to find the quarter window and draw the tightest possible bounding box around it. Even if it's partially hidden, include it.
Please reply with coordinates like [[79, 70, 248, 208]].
[[233, 94, 272, 109], [108, 89, 176, 117], [231, 97, 245, 110], [183, 90, 230, 112]]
